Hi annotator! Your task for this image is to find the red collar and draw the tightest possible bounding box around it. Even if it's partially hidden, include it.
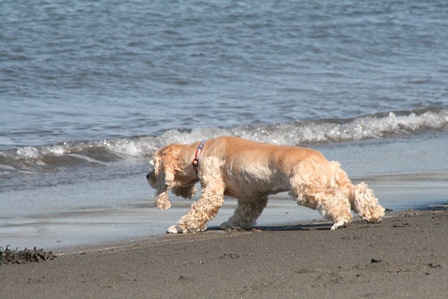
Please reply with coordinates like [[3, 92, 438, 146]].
[[192, 140, 206, 174]]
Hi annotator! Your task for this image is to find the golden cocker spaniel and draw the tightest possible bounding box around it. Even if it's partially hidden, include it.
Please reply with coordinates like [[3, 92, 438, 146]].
[[146, 136, 385, 233]]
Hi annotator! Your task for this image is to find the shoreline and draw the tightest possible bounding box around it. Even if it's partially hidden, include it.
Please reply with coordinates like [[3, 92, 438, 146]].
[[2, 143, 447, 252], [3, 167, 447, 252], [1, 208, 447, 298]]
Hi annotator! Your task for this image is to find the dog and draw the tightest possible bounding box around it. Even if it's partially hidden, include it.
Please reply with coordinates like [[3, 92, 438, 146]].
[[146, 136, 385, 233]]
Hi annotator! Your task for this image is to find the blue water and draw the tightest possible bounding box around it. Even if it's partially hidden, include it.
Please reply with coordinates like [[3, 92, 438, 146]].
[[1, 0, 447, 250]]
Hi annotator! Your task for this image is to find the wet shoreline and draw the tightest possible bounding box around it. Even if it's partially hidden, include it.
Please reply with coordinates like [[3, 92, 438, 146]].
[[1, 208, 447, 298]]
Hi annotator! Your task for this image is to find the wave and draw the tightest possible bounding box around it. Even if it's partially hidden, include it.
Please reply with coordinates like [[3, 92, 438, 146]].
[[1, 109, 447, 175]]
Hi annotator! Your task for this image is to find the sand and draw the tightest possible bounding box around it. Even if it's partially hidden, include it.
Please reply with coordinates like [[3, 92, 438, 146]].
[[1, 208, 447, 299]]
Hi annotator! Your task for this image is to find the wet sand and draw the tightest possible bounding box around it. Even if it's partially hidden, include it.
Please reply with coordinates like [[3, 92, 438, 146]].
[[1, 208, 447, 299]]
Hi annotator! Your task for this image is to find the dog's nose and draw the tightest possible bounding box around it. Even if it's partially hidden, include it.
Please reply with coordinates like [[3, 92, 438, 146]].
[[146, 173, 150, 180]]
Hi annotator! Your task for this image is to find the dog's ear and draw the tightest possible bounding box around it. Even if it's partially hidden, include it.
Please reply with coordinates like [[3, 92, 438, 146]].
[[149, 153, 171, 209], [150, 144, 184, 210], [158, 144, 182, 186], [150, 144, 180, 186]]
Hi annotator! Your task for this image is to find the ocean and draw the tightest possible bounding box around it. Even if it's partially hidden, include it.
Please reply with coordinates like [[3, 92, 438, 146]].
[[1, 0, 447, 250]]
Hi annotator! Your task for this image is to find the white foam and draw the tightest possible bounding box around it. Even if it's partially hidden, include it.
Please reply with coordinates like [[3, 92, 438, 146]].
[[50, 145, 65, 156], [15, 146, 40, 159], [129, 110, 448, 154], [1, 110, 447, 172], [231, 110, 448, 145], [68, 154, 109, 165]]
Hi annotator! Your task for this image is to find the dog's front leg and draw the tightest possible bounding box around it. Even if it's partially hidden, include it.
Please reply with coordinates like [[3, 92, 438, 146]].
[[167, 183, 225, 233], [220, 196, 268, 230]]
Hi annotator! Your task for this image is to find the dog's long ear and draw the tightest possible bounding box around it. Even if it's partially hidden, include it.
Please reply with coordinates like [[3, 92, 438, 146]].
[[158, 144, 182, 187], [151, 144, 183, 210], [150, 152, 170, 209]]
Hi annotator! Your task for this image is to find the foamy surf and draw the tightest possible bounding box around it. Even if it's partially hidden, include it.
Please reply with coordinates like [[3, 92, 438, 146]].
[[1, 109, 446, 176]]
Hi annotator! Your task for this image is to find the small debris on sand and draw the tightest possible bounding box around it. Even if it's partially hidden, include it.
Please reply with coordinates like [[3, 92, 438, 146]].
[[0, 246, 57, 265]]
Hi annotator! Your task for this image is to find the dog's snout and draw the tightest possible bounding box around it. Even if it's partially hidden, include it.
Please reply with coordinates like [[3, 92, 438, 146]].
[[147, 170, 158, 189]]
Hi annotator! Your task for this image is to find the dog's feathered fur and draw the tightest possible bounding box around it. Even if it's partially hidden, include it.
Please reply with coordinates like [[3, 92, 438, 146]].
[[147, 136, 385, 233]]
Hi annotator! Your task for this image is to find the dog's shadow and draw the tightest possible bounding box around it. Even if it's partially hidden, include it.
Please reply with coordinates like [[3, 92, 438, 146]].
[[208, 223, 332, 232]]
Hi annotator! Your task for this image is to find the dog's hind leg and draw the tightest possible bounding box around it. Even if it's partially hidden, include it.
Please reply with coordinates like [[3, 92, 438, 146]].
[[220, 195, 268, 230], [329, 161, 385, 224], [289, 161, 353, 230], [167, 180, 225, 233], [318, 189, 353, 230], [350, 182, 385, 223], [291, 186, 353, 230]]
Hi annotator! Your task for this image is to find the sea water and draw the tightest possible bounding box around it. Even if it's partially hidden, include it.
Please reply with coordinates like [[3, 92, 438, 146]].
[[1, 0, 447, 249]]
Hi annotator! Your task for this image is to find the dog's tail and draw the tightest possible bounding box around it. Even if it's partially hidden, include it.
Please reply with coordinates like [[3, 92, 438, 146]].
[[330, 161, 385, 223], [350, 182, 385, 223]]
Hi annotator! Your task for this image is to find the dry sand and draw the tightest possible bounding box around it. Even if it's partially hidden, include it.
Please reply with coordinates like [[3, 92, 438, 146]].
[[1, 208, 447, 299]]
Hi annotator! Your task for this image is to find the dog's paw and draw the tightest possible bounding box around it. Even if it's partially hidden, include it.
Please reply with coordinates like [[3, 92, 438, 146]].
[[167, 225, 181, 234], [331, 219, 350, 230]]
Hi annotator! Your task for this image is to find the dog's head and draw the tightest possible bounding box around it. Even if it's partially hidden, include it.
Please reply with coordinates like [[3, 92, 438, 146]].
[[146, 143, 198, 209]]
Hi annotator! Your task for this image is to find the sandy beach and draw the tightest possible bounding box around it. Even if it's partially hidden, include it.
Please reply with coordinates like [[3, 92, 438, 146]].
[[1, 208, 447, 299], [2, 1, 448, 298]]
